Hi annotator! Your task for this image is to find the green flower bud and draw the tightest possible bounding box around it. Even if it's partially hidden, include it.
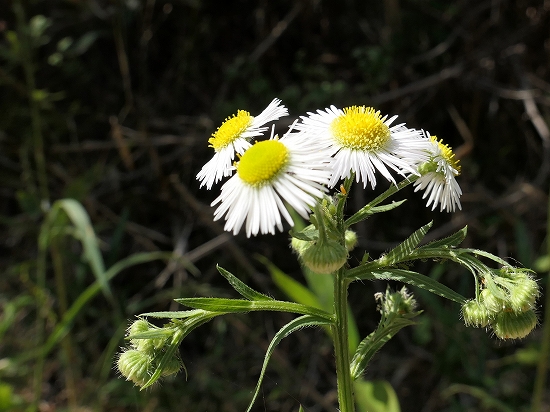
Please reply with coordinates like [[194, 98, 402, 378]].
[[480, 288, 506, 314], [127, 319, 169, 354], [344, 230, 358, 251], [508, 278, 539, 313], [290, 236, 312, 257], [128, 319, 153, 352], [491, 309, 537, 340], [388, 287, 417, 315], [301, 239, 347, 274], [461, 299, 490, 328], [117, 349, 152, 386], [160, 354, 183, 377]]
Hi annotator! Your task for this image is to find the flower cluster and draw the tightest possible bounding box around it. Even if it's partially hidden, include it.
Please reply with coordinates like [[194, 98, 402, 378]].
[[196, 98, 463, 237], [461, 267, 539, 339], [117, 319, 183, 386]]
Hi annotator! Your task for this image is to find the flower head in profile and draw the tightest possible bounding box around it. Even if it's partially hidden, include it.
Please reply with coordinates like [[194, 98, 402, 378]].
[[413, 131, 462, 212], [196, 98, 288, 189], [295, 105, 429, 189], [211, 126, 332, 237]]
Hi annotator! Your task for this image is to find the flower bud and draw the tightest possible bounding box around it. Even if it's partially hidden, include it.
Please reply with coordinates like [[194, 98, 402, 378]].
[[491, 309, 537, 340], [117, 349, 152, 386], [290, 236, 312, 257], [160, 354, 183, 377], [344, 230, 358, 251], [461, 299, 490, 328], [301, 239, 347, 274], [508, 278, 539, 313], [127, 319, 169, 354], [480, 288, 506, 314]]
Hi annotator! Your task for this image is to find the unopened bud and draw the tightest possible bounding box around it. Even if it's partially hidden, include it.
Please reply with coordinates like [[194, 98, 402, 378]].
[[480, 288, 506, 314], [301, 239, 347, 274], [117, 349, 152, 387], [491, 309, 537, 340], [461, 299, 490, 328], [344, 230, 358, 251], [161, 354, 183, 377]]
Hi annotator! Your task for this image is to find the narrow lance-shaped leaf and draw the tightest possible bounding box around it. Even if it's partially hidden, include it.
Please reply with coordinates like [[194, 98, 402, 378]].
[[418, 226, 467, 250], [217, 265, 273, 301], [345, 199, 407, 227], [245, 315, 332, 412], [351, 317, 417, 380], [175, 298, 335, 321], [348, 268, 467, 304], [380, 221, 433, 266]]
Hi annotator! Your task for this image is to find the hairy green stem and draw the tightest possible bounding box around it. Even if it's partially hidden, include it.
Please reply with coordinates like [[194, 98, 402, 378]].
[[332, 268, 355, 412], [531, 185, 550, 411]]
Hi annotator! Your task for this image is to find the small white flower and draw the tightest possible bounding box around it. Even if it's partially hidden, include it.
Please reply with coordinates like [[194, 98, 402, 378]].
[[295, 105, 430, 189], [196, 98, 288, 189], [211, 126, 332, 237], [413, 131, 462, 212]]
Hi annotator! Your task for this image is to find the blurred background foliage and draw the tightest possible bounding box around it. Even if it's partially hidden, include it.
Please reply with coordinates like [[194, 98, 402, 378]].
[[1, 0, 549, 411]]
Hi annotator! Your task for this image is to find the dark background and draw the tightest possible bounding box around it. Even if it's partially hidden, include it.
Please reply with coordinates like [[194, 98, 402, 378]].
[[1, 0, 549, 411]]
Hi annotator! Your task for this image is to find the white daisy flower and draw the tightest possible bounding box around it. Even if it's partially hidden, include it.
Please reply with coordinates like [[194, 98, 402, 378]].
[[295, 105, 430, 189], [413, 131, 462, 212], [211, 126, 333, 237], [196, 98, 288, 189]]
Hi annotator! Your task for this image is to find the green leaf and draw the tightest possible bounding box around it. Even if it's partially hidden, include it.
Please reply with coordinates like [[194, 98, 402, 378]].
[[381, 222, 432, 266], [217, 265, 273, 301], [345, 199, 407, 227], [41, 199, 111, 300], [419, 226, 467, 250], [245, 315, 332, 412], [349, 268, 467, 304], [175, 298, 334, 321], [354, 379, 401, 412], [139, 309, 208, 319], [351, 317, 417, 380]]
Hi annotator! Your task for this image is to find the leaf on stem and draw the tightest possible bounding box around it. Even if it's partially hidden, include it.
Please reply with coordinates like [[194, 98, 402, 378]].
[[345, 199, 407, 227], [174, 298, 335, 321], [245, 315, 332, 412], [418, 226, 467, 250], [380, 221, 433, 266], [216, 265, 273, 301]]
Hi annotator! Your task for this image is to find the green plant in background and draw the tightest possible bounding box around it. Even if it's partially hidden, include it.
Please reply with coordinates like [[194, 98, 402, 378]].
[[116, 100, 540, 411]]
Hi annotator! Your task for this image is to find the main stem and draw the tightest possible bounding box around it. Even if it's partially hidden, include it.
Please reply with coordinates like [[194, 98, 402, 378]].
[[332, 268, 355, 412]]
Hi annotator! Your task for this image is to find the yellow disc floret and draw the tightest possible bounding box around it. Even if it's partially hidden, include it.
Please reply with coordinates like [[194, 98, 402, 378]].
[[209, 110, 253, 151], [330, 106, 391, 151], [431, 135, 461, 175], [237, 140, 289, 186]]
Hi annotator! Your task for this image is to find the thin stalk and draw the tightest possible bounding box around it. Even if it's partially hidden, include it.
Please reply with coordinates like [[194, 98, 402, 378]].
[[531, 186, 550, 411], [51, 241, 78, 410], [13, 1, 49, 206], [332, 268, 355, 412]]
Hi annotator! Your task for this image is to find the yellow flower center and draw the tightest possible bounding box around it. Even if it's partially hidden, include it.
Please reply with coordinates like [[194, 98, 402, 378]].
[[432, 135, 461, 175], [330, 106, 391, 151], [237, 140, 289, 186], [209, 110, 253, 151]]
